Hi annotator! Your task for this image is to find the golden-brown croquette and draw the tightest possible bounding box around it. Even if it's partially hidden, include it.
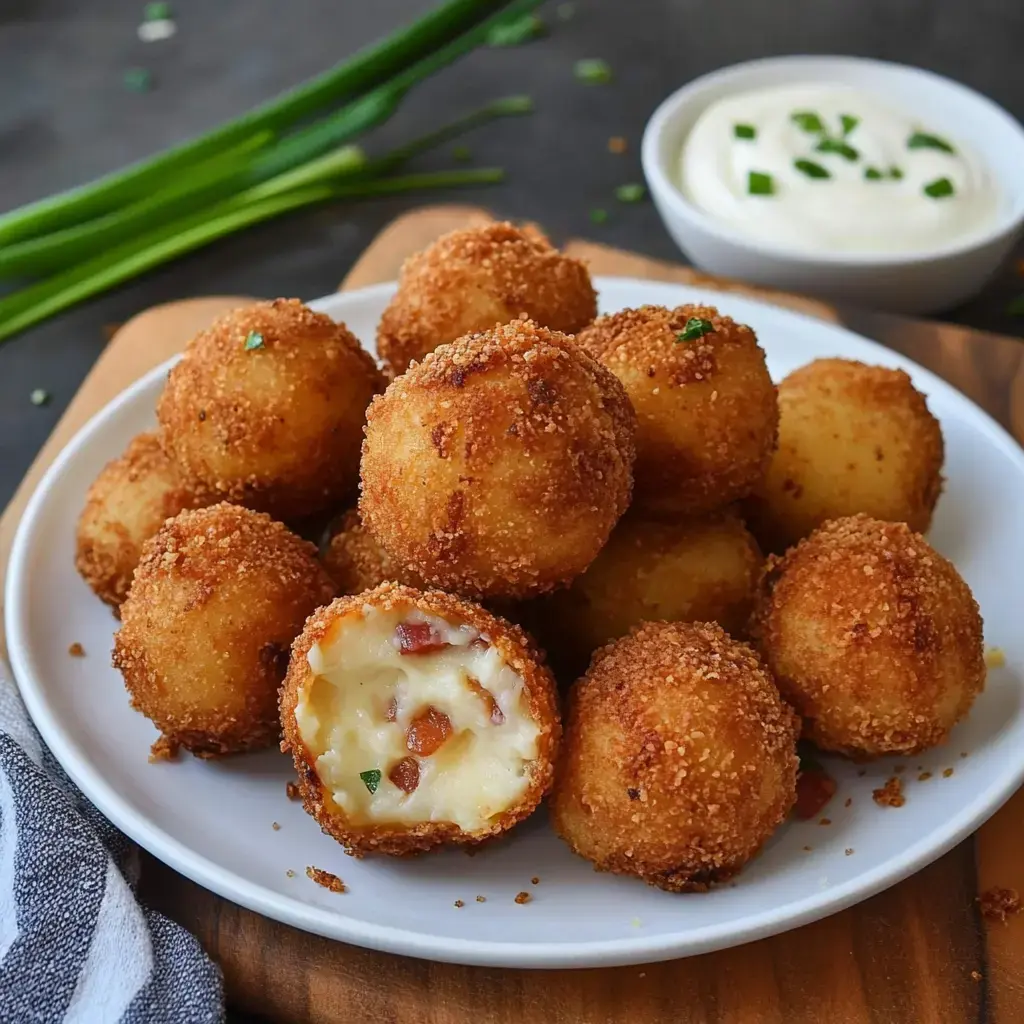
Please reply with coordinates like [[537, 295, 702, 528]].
[[75, 432, 213, 609], [751, 515, 984, 757], [551, 621, 799, 891], [360, 320, 636, 600], [321, 508, 420, 593], [745, 358, 944, 553], [535, 509, 762, 673], [280, 582, 561, 856], [157, 299, 384, 521], [113, 503, 336, 757], [376, 222, 597, 376], [577, 304, 778, 517]]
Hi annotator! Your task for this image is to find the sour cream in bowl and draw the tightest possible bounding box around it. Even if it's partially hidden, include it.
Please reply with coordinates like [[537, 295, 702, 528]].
[[642, 58, 1024, 314]]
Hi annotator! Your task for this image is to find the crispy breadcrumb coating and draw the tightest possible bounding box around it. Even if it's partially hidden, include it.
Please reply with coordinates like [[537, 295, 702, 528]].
[[752, 515, 984, 757], [376, 222, 596, 376], [534, 508, 762, 675], [745, 358, 944, 553], [75, 432, 213, 609], [577, 305, 777, 517], [321, 508, 420, 593], [158, 299, 384, 522], [551, 621, 799, 892], [360, 320, 636, 599], [280, 582, 561, 856], [113, 503, 336, 757]]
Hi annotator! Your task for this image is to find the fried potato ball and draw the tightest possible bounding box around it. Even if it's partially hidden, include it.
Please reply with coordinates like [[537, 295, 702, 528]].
[[75, 432, 213, 609], [376, 222, 597, 376], [577, 304, 778, 517], [360, 320, 636, 599], [280, 582, 561, 856], [113, 503, 336, 757], [321, 508, 421, 593], [157, 299, 384, 522], [751, 515, 984, 757], [535, 509, 762, 673], [744, 358, 944, 553], [551, 621, 799, 892]]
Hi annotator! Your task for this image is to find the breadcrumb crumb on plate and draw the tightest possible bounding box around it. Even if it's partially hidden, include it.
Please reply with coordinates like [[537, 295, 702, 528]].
[[9, 277, 1024, 969]]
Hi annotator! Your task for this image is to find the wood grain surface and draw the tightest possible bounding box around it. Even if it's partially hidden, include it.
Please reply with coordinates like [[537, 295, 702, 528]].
[[3, 204, 1023, 1024]]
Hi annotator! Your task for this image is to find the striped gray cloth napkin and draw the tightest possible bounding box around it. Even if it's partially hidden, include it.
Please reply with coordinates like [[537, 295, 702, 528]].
[[0, 654, 224, 1023]]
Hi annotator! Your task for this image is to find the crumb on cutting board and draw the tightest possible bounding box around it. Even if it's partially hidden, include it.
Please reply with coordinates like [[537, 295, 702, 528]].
[[148, 735, 180, 763], [306, 866, 346, 893], [873, 776, 905, 808], [979, 887, 1021, 924]]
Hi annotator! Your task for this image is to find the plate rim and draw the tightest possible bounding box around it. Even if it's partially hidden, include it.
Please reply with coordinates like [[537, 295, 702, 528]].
[[6, 276, 1024, 968]]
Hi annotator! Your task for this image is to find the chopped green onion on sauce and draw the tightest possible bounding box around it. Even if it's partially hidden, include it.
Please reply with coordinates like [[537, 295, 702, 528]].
[[794, 158, 831, 179], [734, 123, 756, 140], [815, 138, 859, 161], [840, 113, 859, 136], [748, 170, 775, 195], [923, 176, 955, 199], [908, 131, 955, 154], [791, 111, 825, 133]]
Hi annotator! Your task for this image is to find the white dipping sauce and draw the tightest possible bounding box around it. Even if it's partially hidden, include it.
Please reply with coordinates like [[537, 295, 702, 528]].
[[679, 84, 999, 255]]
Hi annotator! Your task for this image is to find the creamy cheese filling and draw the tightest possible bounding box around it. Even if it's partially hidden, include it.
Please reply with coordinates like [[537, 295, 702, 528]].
[[295, 606, 539, 831]]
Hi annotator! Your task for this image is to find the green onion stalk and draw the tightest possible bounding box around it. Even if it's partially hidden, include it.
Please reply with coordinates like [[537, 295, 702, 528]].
[[0, 0, 538, 247]]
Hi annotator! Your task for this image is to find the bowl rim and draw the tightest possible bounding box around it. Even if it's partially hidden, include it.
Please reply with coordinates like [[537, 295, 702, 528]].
[[641, 54, 1024, 269]]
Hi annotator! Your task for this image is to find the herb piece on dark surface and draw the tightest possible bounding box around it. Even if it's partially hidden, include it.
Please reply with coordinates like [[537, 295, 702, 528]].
[[574, 58, 612, 85], [614, 183, 646, 203]]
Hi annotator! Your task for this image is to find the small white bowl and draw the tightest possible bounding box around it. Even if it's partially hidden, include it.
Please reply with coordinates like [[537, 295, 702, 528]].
[[641, 56, 1024, 314]]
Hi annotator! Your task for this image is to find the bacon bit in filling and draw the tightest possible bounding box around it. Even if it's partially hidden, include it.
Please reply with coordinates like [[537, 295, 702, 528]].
[[794, 767, 837, 820], [389, 756, 421, 793], [406, 705, 453, 756], [385, 696, 398, 723], [465, 675, 505, 724], [395, 621, 449, 655]]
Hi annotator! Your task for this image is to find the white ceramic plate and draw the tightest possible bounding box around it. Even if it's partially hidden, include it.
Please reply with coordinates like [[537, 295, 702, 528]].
[[6, 278, 1024, 969]]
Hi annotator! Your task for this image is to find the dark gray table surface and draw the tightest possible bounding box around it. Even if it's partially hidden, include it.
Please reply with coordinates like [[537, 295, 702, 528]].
[[2, 0, 1023, 511]]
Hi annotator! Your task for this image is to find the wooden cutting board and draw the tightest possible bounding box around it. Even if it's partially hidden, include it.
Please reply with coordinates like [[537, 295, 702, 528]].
[[3, 203, 1024, 1024]]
